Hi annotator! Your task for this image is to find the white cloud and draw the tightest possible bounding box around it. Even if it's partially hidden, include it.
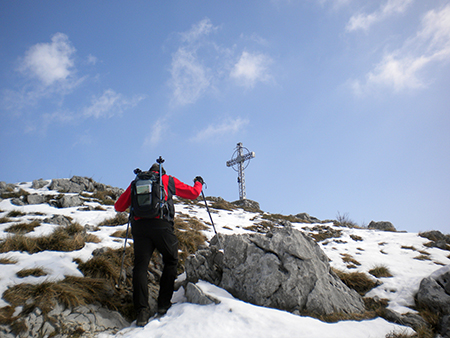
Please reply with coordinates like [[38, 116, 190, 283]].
[[230, 51, 273, 88], [18, 33, 77, 86], [346, 0, 413, 32], [83, 89, 145, 118], [353, 4, 450, 93], [190, 117, 249, 143]]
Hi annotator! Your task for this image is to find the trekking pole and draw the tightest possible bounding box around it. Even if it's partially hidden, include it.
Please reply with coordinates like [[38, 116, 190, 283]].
[[156, 156, 165, 219], [201, 190, 223, 251], [116, 215, 130, 289]]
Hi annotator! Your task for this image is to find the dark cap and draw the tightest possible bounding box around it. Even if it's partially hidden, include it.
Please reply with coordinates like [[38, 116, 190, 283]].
[[150, 163, 166, 175]]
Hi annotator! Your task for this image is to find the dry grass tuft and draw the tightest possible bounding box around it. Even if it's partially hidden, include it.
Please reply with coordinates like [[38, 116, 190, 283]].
[[350, 234, 363, 241], [6, 210, 26, 217], [5, 220, 41, 234], [333, 268, 378, 296], [244, 221, 276, 233], [0, 217, 12, 224], [0, 256, 18, 264], [369, 265, 393, 278], [0, 222, 98, 253], [174, 215, 208, 272], [340, 253, 361, 267], [16, 267, 48, 278], [98, 213, 129, 226]]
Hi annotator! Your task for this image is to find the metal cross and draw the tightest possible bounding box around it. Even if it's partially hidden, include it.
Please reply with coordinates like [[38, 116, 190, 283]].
[[226, 142, 255, 200]]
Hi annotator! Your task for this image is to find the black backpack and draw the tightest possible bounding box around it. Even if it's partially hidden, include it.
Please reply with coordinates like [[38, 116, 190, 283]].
[[130, 170, 175, 221]]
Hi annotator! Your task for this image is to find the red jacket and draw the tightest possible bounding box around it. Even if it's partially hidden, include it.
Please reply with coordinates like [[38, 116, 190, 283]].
[[114, 174, 202, 214]]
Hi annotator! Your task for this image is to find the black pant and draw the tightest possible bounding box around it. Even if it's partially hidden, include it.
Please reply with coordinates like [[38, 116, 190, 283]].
[[131, 218, 178, 312]]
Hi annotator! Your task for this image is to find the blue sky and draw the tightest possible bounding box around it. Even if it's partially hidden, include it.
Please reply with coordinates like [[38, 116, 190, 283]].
[[1, 0, 449, 233]]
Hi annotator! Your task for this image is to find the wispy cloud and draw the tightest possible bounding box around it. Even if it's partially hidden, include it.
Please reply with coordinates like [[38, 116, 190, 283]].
[[346, 0, 413, 32], [230, 51, 273, 88], [190, 117, 249, 143], [352, 4, 450, 94], [143, 117, 168, 148], [169, 18, 274, 106], [83, 89, 145, 119]]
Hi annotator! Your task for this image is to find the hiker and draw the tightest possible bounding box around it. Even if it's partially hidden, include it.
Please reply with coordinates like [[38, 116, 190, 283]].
[[114, 162, 204, 326]]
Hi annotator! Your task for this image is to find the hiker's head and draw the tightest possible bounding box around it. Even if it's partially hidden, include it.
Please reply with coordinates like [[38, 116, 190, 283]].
[[150, 163, 166, 175]]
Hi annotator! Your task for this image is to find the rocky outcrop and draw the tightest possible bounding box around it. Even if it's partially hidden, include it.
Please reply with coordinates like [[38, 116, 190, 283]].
[[0, 303, 129, 338], [185, 227, 365, 316], [368, 221, 396, 232], [416, 265, 450, 337]]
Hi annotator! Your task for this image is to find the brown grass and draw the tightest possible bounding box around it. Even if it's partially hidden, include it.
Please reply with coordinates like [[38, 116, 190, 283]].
[[0, 217, 12, 224], [0, 222, 98, 253], [0, 256, 18, 264], [174, 215, 208, 272], [6, 210, 26, 217], [369, 265, 393, 278], [98, 213, 129, 226], [16, 267, 48, 278], [5, 220, 41, 234], [340, 253, 361, 266], [333, 268, 378, 296]]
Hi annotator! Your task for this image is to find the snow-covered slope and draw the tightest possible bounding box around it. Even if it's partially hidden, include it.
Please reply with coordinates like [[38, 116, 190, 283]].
[[1, 179, 449, 337]]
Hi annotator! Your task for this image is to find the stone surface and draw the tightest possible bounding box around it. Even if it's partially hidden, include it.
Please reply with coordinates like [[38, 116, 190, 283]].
[[368, 221, 396, 232], [186, 227, 365, 316]]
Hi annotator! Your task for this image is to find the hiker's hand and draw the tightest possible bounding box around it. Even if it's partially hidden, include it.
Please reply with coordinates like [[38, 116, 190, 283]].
[[194, 176, 204, 185]]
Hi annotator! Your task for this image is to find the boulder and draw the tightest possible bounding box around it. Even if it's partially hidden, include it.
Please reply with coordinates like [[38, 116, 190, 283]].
[[57, 195, 84, 208], [32, 179, 49, 189], [186, 227, 365, 316], [44, 215, 73, 226], [368, 221, 396, 232], [26, 194, 46, 205], [232, 199, 260, 210], [416, 265, 450, 337], [295, 213, 321, 223], [185, 282, 221, 305]]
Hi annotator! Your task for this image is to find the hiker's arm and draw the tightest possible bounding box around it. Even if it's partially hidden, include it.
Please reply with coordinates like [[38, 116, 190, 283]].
[[172, 176, 202, 200], [114, 184, 131, 212]]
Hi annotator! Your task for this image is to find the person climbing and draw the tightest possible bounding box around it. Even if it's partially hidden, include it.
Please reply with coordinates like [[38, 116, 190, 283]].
[[114, 160, 204, 326]]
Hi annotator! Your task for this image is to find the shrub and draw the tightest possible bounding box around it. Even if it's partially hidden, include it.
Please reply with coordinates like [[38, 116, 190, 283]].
[[333, 268, 377, 296], [335, 212, 360, 228], [369, 265, 393, 278]]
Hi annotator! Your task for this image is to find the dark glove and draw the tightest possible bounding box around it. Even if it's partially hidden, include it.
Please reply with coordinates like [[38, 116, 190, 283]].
[[194, 176, 204, 185]]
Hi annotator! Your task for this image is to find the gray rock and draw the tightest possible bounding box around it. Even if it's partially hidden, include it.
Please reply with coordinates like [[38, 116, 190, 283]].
[[31, 179, 49, 189], [417, 266, 450, 314], [295, 213, 321, 223], [44, 214, 73, 226], [368, 221, 396, 232], [11, 198, 25, 206], [232, 199, 260, 210], [26, 194, 46, 205], [185, 282, 221, 305], [384, 309, 428, 331], [416, 265, 450, 337], [186, 227, 365, 316], [57, 195, 84, 208]]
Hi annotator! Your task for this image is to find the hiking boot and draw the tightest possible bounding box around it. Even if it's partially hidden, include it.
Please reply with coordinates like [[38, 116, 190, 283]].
[[136, 308, 151, 327], [157, 303, 171, 316]]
